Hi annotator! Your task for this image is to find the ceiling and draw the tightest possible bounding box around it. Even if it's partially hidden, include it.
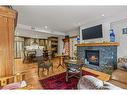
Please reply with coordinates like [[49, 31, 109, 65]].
[[13, 6, 127, 33]]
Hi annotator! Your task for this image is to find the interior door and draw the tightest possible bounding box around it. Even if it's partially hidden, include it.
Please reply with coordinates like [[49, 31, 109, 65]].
[[0, 15, 14, 77], [0, 16, 9, 77]]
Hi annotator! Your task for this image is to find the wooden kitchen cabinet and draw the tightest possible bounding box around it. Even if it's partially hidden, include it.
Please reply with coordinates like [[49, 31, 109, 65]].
[[0, 7, 17, 77], [48, 37, 58, 57]]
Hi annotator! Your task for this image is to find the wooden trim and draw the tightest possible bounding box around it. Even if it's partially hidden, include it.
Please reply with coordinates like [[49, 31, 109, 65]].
[[14, 57, 22, 59], [69, 35, 78, 38], [0, 7, 16, 18], [76, 42, 120, 47], [63, 35, 78, 39], [0, 73, 25, 86], [14, 36, 26, 39]]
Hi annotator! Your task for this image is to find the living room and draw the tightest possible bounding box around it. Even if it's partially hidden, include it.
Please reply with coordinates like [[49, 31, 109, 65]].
[[0, 4, 127, 94]]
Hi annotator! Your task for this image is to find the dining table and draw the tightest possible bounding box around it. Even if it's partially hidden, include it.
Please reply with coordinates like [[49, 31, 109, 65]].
[[25, 50, 36, 63]]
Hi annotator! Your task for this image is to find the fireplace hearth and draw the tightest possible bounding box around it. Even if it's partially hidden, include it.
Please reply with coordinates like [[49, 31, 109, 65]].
[[85, 50, 99, 66]]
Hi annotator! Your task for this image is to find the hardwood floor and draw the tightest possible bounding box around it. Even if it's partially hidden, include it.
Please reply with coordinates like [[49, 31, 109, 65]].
[[14, 58, 110, 89], [14, 58, 66, 89]]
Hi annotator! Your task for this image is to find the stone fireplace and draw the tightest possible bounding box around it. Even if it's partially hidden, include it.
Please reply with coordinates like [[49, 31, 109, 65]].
[[77, 42, 119, 74]]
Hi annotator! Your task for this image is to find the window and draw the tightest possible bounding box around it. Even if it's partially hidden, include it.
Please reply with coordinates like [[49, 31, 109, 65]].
[[14, 37, 24, 59]]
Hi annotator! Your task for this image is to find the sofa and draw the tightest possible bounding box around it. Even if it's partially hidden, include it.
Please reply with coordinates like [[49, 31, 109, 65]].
[[77, 58, 127, 90], [77, 75, 122, 90]]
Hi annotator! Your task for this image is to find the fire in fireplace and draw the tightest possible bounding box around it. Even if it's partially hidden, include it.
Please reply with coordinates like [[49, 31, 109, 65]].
[[85, 50, 99, 66]]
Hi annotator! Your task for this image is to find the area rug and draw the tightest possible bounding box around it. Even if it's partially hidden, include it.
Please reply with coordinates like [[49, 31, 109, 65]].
[[39, 70, 98, 89]]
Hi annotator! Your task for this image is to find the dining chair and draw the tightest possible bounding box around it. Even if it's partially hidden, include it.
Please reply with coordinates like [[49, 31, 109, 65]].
[[37, 57, 53, 77], [23, 50, 30, 63]]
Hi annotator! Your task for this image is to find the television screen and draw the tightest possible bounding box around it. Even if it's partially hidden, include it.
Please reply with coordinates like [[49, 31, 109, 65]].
[[82, 24, 103, 40]]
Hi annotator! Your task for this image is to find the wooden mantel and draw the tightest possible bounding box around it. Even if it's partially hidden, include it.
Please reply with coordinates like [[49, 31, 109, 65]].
[[76, 42, 120, 47]]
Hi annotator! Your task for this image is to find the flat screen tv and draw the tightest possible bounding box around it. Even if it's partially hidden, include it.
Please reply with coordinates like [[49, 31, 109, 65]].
[[82, 24, 103, 40]]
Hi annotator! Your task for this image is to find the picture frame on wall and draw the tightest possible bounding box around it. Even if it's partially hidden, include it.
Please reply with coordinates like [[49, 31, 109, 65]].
[[122, 28, 127, 34]]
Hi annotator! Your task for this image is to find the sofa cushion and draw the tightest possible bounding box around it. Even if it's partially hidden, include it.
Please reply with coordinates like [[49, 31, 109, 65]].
[[123, 63, 127, 69], [77, 76, 96, 89], [117, 58, 127, 71], [77, 75, 123, 90], [84, 75, 104, 88], [118, 63, 127, 70], [77, 75, 104, 89]]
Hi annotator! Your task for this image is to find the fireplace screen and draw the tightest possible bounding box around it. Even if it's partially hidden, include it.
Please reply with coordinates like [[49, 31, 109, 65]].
[[85, 50, 99, 66]]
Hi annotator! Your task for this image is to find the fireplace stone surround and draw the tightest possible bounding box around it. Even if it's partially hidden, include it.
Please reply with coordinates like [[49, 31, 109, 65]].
[[77, 42, 119, 74]]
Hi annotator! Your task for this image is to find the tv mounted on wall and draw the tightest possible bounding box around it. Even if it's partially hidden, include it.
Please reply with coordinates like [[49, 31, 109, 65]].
[[82, 24, 103, 40]]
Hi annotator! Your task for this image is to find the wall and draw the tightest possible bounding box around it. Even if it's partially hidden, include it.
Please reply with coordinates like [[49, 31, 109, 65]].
[[15, 28, 56, 39], [65, 28, 79, 37], [111, 19, 127, 57], [79, 14, 127, 58]]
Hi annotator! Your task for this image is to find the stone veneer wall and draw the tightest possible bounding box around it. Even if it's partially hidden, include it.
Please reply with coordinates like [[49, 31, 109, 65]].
[[77, 46, 117, 74]]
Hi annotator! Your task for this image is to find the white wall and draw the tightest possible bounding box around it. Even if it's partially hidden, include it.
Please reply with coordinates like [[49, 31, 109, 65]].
[[65, 28, 80, 37], [63, 15, 127, 58], [79, 12, 127, 43], [15, 28, 56, 39], [79, 14, 127, 58], [111, 19, 127, 57]]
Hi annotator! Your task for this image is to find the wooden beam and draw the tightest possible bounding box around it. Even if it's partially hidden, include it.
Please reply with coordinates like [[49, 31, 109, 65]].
[[76, 42, 120, 47]]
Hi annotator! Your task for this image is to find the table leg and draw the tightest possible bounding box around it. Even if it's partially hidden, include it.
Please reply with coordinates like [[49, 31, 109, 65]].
[[57, 57, 65, 68]]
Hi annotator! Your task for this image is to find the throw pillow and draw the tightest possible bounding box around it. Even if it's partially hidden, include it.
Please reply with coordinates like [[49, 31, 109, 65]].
[[123, 63, 127, 69], [117, 63, 127, 71], [20, 81, 27, 88]]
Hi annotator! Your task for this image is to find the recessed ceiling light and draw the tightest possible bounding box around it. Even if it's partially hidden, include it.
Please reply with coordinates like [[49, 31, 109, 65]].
[[77, 22, 81, 26], [44, 26, 48, 29], [78, 23, 81, 26], [101, 14, 105, 17]]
